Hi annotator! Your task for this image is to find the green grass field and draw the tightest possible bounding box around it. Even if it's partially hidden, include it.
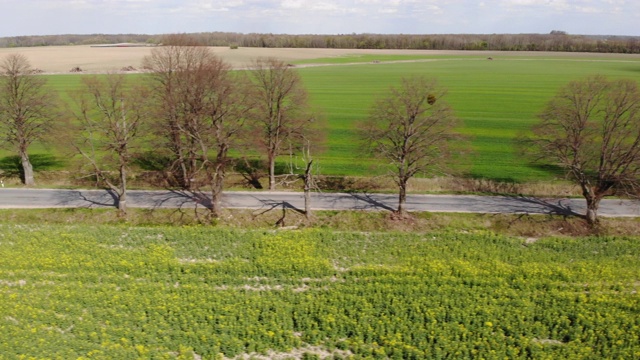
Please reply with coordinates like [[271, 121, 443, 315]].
[[5, 53, 640, 184], [293, 54, 456, 64], [1, 224, 638, 358], [297, 55, 640, 181]]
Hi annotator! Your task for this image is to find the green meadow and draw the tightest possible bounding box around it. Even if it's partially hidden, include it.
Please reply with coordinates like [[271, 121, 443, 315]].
[[297, 54, 640, 181], [7, 53, 640, 184]]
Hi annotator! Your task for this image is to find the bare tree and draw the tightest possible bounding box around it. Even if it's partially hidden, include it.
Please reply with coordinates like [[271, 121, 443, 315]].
[[143, 37, 251, 218], [69, 74, 150, 215], [529, 75, 640, 225], [0, 54, 58, 186], [142, 35, 212, 190], [360, 76, 460, 216], [182, 57, 252, 217], [247, 57, 313, 191]]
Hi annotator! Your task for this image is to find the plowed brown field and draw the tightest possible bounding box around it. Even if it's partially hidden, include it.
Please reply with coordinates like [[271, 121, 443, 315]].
[[6, 46, 616, 74], [0, 45, 435, 73], [5, 45, 631, 74]]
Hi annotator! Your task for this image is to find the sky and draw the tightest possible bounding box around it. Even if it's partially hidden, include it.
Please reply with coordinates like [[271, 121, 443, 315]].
[[0, 0, 638, 37]]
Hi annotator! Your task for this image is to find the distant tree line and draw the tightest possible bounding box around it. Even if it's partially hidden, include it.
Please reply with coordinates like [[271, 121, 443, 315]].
[[0, 34, 156, 47], [2, 32, 640, 54]]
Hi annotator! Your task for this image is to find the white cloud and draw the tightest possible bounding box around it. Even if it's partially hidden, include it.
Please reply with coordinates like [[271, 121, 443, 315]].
[[311, 2, 340, 11], [576, 6, 600, 13], [281, 0, 304, 9], [0, 0, 639, 36]]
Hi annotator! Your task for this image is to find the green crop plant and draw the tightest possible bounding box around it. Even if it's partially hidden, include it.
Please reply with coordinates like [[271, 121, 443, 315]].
[[0, 224, 638, 358], [298, 54, 640, 181]]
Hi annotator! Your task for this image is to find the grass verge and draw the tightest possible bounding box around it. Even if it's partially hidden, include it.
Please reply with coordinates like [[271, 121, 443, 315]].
[[1, 207, 638, 237]]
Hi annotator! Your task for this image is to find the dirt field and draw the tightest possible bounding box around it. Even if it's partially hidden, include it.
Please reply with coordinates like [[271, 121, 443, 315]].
[[0, 45, 412, 73], [0, 45, 459, 73], [2, 45, 639, 74]]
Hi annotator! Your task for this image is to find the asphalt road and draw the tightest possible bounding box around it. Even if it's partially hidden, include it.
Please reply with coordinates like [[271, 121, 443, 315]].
[[1, 188, 640, 218]]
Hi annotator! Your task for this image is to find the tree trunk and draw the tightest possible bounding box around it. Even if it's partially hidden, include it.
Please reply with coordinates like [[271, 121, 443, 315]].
[[117, 164, 127, 216], [20, 150, 35, 186], [582, 184, 603, 226], [210, 163, 226, 219], [208, 143, 230, 219], [585, 195, 601, 226], [268, 152, 276, 191], [303, 160, 313, 220], [118, 189, 127, 215], [397, 181, 407, 215], [179, 160, 190, 190]]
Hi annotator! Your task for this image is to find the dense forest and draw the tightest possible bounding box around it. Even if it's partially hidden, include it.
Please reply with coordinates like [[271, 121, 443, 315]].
[[1, 31, 640, 53]]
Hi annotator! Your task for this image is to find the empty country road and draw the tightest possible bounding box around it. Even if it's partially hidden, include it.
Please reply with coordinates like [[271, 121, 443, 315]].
[[1, 188, 640, 218]]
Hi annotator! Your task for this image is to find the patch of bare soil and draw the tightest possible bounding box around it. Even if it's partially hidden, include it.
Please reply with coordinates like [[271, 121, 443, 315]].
[[228, 345, 353, 360]]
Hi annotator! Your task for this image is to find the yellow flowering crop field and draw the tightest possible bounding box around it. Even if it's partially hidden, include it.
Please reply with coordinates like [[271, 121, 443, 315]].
[[0, 225, 638, 359]]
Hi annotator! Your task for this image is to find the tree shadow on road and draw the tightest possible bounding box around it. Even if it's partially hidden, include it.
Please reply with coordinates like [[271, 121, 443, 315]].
[[348, 192, 396, 212], [506, 195, 584, 218], [53, 190, 115, 208], [253, 198, 306, 227]]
